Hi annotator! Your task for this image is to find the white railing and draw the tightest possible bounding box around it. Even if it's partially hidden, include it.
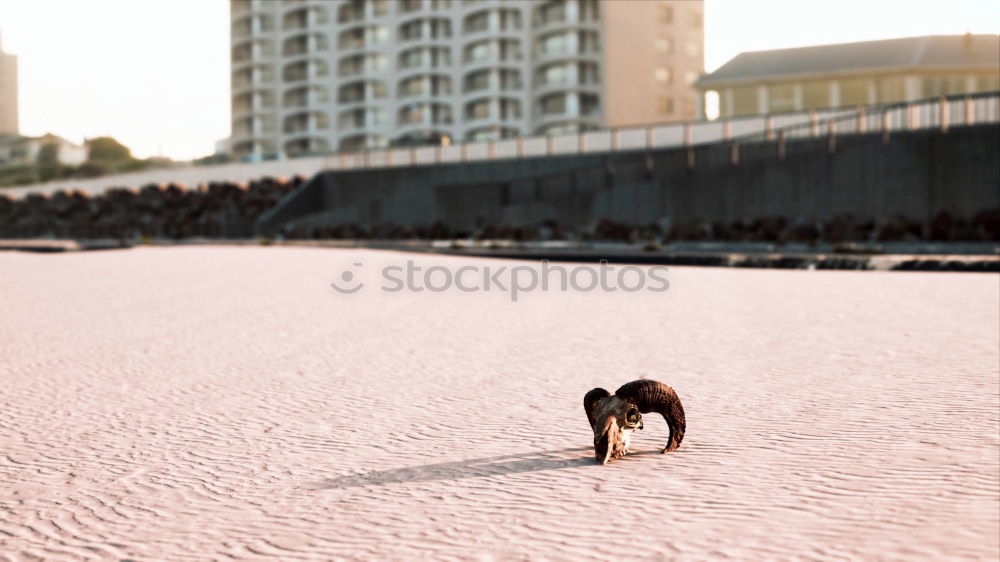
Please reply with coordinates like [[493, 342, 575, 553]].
[[5, 92, 998, 199]]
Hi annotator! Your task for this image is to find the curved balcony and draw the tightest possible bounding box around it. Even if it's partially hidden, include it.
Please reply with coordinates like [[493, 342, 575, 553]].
[[533, 48, 601, 66], [464, 126, 522, 141], [283, 112, 330, 140], [282, 59, 329, 84], [534, 112, 601, 131], [337, 82, 389, 110], [337, 25, 390, 53], [284, 136, 330, 157], [232, 92, 276, 118], [338, 134, 388, 151], [397, 18, 453, 43], [398, 75, 452, 100], [337, 52, 389, 79], [282, 85, 329, 109], [336, 1, 365, 25], [282, 33, 328, 60], [282, 5, 328, 30], [232, 66, 276, 95], [338, 107, 388, 133], [392, 129, 453, 147], [533, 79, 601, 98], [397, 102, 453, 126]]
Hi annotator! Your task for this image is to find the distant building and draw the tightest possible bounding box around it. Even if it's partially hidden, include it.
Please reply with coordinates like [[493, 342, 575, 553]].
[[0, 32, 18, 136], [214, 137, 231, 156], [696, 34, 1000, 119], [228, 0, 704, 159], [0, 134, 87, 168]]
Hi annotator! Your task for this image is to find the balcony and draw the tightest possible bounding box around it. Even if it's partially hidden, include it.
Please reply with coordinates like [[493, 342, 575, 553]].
[[338, 26, 389, 51], [284, 137, 330, 157], [283, 6, 328, 30], [338, 108, 388, 132], [283, 86, 328, 109], [283, 60, 329, 84], [283, 111, 330, 135], [338, 81, 389, 106]]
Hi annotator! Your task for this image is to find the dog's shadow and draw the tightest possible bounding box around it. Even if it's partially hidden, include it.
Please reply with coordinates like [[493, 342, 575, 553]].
[[313, 447, 596, 490]]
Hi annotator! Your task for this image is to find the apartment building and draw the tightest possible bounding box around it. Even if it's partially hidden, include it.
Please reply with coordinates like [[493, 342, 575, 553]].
[[697, 34, 1000, 119], [0, 33, 18, 136], [229, 0, 703, 159]]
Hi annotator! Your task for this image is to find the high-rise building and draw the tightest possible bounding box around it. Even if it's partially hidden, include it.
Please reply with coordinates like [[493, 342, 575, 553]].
[[0, 32, 18, 136], [229, 0, 703, 159]]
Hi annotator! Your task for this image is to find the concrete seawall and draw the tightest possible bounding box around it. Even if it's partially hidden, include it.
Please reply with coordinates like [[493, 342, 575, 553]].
[[258, 124, 1000, 234]]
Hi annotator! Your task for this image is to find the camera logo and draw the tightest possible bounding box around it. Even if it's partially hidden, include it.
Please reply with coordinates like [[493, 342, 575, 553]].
[[330, 262, 365, 294]]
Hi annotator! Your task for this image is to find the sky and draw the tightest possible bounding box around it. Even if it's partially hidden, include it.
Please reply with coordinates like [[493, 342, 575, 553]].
[[0, 0, 997, 160]]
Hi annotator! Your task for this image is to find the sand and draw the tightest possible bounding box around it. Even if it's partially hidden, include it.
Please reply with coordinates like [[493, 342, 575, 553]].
[[1, 246, 997, 561]]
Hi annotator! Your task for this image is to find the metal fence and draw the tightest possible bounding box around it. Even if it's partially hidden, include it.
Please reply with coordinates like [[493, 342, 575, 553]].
[[316, 91, 999, 171], [5, 92, 999, 199]]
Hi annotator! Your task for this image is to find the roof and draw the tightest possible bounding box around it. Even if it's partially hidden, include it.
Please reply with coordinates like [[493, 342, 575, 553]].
[[697, 34, 1000, 87]]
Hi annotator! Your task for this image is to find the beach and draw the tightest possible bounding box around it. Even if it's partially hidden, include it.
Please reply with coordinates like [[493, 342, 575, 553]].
[[1, 246, 997, 560]]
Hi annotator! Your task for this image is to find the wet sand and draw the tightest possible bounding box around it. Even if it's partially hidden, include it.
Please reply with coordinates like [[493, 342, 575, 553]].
[[1, 247, 997, 560]]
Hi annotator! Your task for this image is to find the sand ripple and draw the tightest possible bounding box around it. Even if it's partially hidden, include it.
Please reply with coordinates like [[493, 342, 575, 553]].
[[0, 247, 997, 560]]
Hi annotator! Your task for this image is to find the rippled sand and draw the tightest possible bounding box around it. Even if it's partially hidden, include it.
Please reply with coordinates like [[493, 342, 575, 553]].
[[1, 247, 997, 560]]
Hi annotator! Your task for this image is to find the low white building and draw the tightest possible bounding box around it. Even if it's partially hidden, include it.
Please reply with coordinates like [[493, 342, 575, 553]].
[[697, 34, 1000, 119], [0, 133, 88, 168]]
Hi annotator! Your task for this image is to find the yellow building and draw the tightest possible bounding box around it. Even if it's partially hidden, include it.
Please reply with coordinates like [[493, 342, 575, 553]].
[[697, 34, 1000, 119]]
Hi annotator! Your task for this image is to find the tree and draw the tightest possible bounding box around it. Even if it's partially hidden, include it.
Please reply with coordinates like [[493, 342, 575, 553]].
[[86, 136, 132, 162], [36, 142, 60, 167]]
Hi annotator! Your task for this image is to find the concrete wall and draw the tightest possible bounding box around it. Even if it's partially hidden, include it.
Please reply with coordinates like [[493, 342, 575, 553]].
[[257, 124, 1000, 233]]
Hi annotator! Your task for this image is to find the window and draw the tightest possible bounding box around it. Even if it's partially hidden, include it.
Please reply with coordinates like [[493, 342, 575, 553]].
[[655, 37, 672, 53], [877, 76, 905, 103], [541, 32, 568, 55], [688, 12, 703, 27], [682, 97, 695, 117], [500, 99, 521, 119], [465, 71, 490, 92], [657, 96, 674, 114], [579, 0, 599, 21], [540, 2, 566, 25], [464, 12, 489, 33], [400, 21, 422, 40], [400, 49, 423, 69], [732, 86, 757, 115], [659, 5, 673, 23], [579, 31, 599, 53], [684, 71, 698, 86], [499, 69, 522, 90], [921, 75, 969, 97], [768, 83, 796, 112], [466, 100, 490, 119], [499, 39, 522, 61], [840, 78, 870, 105], [977, 74, 1000, 92], [684, 41, 700, 57], [465, 41, 490, 62], [579, 62, 599, 85], [541, 63, 569, 86], [541, 94, 565, 115], [655, 67, 672, 84], [499, 9, 521, 30], [802, 81, 829, 108]]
